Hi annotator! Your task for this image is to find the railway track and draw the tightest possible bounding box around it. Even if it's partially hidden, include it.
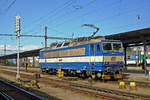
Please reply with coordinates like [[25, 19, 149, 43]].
[[96, 79, 150, 89], [0, 79, 48, 100], [32, 75, 150, 100], [1, 66, 150, 88], [0, 67, 150, 100], [122, 80, 150, 88], [43, 78, 150, 100], [1, 67, 150, 89], [70, 83, 150, 100]]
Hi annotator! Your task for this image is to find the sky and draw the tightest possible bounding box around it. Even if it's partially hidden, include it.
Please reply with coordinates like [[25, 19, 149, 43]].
[[0, 0, 150, 55]]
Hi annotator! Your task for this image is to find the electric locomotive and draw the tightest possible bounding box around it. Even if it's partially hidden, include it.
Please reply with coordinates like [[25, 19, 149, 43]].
[[39, 37, 124, 79]]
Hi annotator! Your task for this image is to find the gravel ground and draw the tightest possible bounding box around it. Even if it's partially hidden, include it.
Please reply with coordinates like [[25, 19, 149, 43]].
[[0, 65, 150, 99], [0, 65, 106, 100]]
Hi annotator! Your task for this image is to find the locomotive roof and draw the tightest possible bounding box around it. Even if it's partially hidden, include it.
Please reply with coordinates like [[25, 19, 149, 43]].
[[41, 36, 120, 51], [41, 37, 102, 51]]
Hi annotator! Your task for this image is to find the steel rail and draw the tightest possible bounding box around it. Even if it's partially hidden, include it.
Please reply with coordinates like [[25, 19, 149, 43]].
[[70, 83, 150, 99], [0, 79, 48, 100], [0, 92, 14, 100], [122, 80, 150, 88], [1, 67, 150, 99]]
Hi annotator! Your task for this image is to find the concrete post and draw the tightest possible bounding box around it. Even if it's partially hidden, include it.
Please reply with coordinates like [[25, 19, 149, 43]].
[[45, 26, 47, 48], [124, 46, 127, 67], [15, 16, 21, 80], [143, 41, 147, 76], [32, 56, 35, 68]]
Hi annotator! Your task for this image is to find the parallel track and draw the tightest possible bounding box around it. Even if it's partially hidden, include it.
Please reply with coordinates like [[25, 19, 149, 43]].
[[123, 80, 150, 88], [38, 76, 150, 100], [1, 66, 150, 88], [70, 83, 150, 100], [0, 79, 47, 100], [0, 67, 150, 100], [0, 92, 13, 100]]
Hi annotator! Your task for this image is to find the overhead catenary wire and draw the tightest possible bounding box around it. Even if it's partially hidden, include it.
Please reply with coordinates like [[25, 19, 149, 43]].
[[93, 4, 150, 24], [55, 2, 150, 37], [0, 34, 72, 40], [5, 0, 16, 12], [49, 0, 124, 38], [96, 5, 150, 35], [104, 19, 150, 34], [52, 0, 121, 28], [32, 0, 73, 24], [0, 0, 16, 14], [1, 1, 150, 40], [23, 0, 74, 35], [54, 1, 149, 29], [24, 0, 96, 36], [22, 0, 126, 37], [50, 0, 97, 27], [40, 0, 97, 37]]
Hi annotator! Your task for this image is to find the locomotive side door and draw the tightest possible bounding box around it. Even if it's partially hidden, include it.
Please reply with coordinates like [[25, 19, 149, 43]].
[[89, 43, 102, 66], [89, 44, 95, 67], [95, 43, 102, 56]]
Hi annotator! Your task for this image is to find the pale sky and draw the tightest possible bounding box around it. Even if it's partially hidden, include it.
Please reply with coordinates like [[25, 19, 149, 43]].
[[0, 0, 150, 55]]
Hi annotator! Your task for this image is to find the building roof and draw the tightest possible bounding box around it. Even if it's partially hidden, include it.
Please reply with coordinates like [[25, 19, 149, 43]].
[[105, 27, 150, 47], [0, 48, 41, 59]]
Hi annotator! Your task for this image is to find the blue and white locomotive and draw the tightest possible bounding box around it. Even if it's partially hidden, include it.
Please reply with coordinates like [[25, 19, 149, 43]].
[[39, 37, 124, 79]]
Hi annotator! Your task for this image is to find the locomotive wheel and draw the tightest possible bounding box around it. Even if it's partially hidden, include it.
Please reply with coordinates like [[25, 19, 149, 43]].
[[97, 72, 102, 78], [81, 72, 86, 79], [41, 68, 46, 73], [91, 74, 96, 79]]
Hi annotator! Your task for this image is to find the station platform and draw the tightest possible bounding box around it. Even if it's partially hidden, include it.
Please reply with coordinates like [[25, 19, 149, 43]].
[[124, 66, 150, 81]]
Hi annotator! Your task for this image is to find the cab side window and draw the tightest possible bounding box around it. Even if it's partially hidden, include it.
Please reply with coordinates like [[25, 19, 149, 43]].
[[97, 44, 100, 52]]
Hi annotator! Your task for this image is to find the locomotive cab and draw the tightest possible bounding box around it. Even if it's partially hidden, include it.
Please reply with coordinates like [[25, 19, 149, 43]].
[[101, 40, 124, 79]]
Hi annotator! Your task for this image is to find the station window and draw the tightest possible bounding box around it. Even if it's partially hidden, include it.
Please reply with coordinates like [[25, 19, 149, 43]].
[[132, 56, 134, 60], [91, 44, 94, 52], [97, 44, 100, 52], [148, 54, 150, 59], [128, 56, 130, 59]]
